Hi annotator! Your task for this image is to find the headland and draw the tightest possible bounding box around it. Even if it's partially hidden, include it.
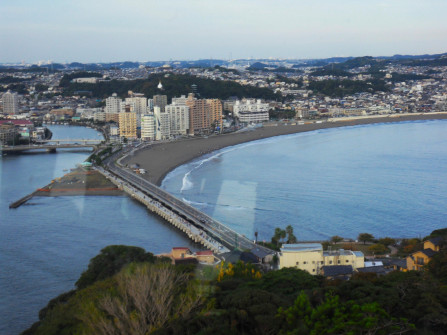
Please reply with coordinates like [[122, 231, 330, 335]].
[[124, 113, 447, 186]]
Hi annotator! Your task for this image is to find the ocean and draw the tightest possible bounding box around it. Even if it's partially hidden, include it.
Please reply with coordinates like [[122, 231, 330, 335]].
[[162, 119, 447, 242], [0, 125, 194, 335]]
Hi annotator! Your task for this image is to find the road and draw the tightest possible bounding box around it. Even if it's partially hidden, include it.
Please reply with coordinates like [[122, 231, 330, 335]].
[[103, 147, 274, 254]]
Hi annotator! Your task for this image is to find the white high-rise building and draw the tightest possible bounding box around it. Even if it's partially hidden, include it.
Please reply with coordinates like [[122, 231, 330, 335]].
[[154, 106, 170, 140], [105, 93, 122, 114], [3, 90, 19, 114], [165, 103, 189, 136], [171, 95, 188, 106], [233, 99, 270, 123], [125, 97, 147, 116], [141, 114, 155, 141], [125, 96, 147, 128]]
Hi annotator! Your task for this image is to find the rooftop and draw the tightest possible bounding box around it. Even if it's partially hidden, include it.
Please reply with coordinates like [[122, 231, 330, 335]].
[[280, 243, 322, 253]]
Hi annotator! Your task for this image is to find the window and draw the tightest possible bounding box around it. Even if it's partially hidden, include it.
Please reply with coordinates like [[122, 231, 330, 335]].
[[303, 261, 307, 264], [312, 269, 315, 272], [338, 260, 341, 264], [296, 261, 299, 265], [346, 260, 349, 263], [312, 261, 315, 264], [329, 261, 332, 264]]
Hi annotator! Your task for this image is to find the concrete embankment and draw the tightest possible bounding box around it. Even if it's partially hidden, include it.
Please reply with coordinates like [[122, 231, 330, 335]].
[[97, 167, 229, 254], [9, 192, 36, 208]]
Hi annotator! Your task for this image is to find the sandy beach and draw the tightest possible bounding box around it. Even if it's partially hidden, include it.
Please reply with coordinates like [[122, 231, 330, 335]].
[[124, 113, 447, 186]]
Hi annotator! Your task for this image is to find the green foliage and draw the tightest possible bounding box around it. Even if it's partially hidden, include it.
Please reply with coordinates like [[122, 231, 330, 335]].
[[377, 237, 395, 246], [0, 76, 27, 84], [358, 233, 374, 244], [277, 292, 413, 335], [245, 268, 321, 298], [310, 68, 353, 77], [269, 109, 296, 120], [75, 245, 155, 289], [429, 228, 447, 238], [330, 235, 343, 244], [62, 73, 280, 101], [368, 243, 389, 255], [308, 79, 388, 97]]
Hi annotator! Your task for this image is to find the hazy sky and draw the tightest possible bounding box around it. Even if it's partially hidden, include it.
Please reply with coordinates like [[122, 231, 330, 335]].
[[1, 0, 447, 63]]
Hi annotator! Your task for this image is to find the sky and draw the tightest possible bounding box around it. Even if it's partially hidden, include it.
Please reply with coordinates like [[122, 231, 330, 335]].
[[1, 0, 447, 63]]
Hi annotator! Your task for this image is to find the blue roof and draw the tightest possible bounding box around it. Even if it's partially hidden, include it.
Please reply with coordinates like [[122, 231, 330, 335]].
[[281, 243, 322, 252]]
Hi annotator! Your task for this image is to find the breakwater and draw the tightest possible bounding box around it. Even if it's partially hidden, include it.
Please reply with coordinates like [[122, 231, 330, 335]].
[[97, 167, 230, 254]]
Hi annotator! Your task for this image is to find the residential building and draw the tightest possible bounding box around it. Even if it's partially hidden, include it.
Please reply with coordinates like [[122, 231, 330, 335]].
[[185, 94, 223, 135], [154, 106, 170, 140], [172, 95, 188, 106], [3, 91, 19, 114], [279, 243, 365, 275], [141, 114, 155, 141], [125, 96, 147, 128], [119, 107, 137, 139], [0, 123, 17, 144], [105, 93, 122, 114], [406, 237, 443, 271], [206, 98, 223, 130], [166, 103, 189, 136], [233, 99, 270, 123], [153, 94, 168, 112]]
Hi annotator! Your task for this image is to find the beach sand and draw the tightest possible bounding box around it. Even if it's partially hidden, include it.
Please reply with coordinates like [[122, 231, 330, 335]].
[[123, 114, 447, 186]]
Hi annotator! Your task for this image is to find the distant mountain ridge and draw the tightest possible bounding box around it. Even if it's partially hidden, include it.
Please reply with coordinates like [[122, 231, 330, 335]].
[[1, 52, 447, 71]]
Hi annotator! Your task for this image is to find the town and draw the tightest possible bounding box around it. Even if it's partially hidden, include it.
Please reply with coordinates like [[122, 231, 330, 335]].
[[1, 55, 447, 146]]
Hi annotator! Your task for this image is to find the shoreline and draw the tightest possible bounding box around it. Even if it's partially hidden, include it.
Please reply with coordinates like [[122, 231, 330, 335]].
[[124, 113, 447, 186]]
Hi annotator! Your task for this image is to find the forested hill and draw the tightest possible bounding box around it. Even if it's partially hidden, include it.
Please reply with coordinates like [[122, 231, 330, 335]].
[[23, 229, 447, 335], [62, 73, 281, 101]]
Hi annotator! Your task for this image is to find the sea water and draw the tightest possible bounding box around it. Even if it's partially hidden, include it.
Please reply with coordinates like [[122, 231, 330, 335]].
[[0, 125, 194, 335], [162, 120, 447, 242]]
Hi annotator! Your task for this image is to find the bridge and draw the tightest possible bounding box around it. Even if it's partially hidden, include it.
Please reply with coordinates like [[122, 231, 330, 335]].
[[103, 152, 274, 255], [1, 139, 102, 153]]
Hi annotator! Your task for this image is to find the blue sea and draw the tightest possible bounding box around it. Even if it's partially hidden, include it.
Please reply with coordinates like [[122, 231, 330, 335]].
[[162, 119, 447, 242], [2, 120, 447, 334], [0, 125, 194, 335]]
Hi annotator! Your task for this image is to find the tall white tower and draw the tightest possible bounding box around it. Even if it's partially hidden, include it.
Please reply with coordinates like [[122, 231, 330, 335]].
[[3, 90, 19, 114]]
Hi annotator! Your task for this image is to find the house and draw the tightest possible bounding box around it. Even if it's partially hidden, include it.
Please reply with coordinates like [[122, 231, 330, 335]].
[[250, 246, 275, 264], [376, 258, 407, 272], [406, 237, 443, 271], [171, 247, 194, 260], [424, 236, 444, 252], [321, 265, 353, 280], [196, 250, 215, 264], [407, 248, 437, 271]]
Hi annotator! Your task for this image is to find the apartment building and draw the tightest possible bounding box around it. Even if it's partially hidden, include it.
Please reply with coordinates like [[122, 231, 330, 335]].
[[118, 107, 137, 139], [3, 91, 19, 115], [141, 114, 155, 141], [153, 94, 168, 112], [166, 103, 189, 136], [279, 243, 365, 275], [105, 93, 122, 114]]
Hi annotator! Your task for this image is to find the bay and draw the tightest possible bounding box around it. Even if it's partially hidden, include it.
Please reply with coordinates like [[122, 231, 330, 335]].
[[162, 120, 447, 242], [0, 125, 194, 335]]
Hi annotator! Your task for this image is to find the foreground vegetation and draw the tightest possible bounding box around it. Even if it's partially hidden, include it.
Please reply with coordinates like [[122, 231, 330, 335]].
[[23, 229, 447, 335]]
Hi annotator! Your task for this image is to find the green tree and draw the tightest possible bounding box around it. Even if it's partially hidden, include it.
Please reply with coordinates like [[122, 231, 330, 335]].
[[368, 243, 389, 255], [277, 292, 413, 335], [331, 235, 343, 244], [285, 225, 297, 244], [377, 237, 396, 246], [358, 233, 374, 245], [75, 245, 155, 289]]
